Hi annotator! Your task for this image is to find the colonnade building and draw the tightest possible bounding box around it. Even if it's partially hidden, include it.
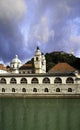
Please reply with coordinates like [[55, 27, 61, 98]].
[[0, 47, 80, 97]]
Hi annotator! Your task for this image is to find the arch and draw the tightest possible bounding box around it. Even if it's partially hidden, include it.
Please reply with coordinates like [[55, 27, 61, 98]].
[[10, 78, 17, 84], [54, 77, 62, 84], [43, 77, 50, 84], [31, 78, 39, 84], [68, 88, 72, 92], [0, 78, 6, 84], [22, 88, 26, 92], [56, 88, 60, 92], [33, 88, 37, 92], [44, 88, 49, 92], [2, 88, 5, 92], [66, 77, 74, 84], [20, 78, 27, 84], [12, 88, 15, 92]]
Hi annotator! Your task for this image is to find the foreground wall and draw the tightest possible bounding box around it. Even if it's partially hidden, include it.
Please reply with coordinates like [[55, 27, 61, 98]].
[[0, 73, 80, 97], [0, 84, 80, 96]]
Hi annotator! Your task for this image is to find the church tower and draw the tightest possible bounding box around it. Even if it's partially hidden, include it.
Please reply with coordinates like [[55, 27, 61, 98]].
[[41, 53, 46, 73], [34, 46, 46, 73]]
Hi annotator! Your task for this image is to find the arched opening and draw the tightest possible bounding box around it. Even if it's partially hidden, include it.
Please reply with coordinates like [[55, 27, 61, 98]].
[[10, 78, 17, 84], [43, 78, 50, 84], [66, 77, 74, 84], [54, 77, 62, 84], [20, 78, 27, 84], [12, 88, 15, 92], [33, 88, 37, 92], [36, 57, 38, 61], [56, 88, 60, 92], [22, 88, 26, 92], [0, 78, 6, 84], [68, 88, 72, 92], [2, 88, 5, 92], [31, 78, 38, 84], [44, 88, 49, 92]]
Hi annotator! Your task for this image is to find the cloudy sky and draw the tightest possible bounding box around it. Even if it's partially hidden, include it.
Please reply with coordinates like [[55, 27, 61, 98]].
[[0, 0, 80, 64]]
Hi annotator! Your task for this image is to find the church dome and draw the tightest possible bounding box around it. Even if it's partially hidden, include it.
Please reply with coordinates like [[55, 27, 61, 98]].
[[10, 55, 22, 73], [11, 55, 21, 64]]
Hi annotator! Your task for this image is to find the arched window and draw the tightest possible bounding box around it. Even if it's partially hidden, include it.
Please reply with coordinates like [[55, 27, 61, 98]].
[[66, 77, 74, 84], [33, 88, 37, 92], [20, 78, 27, 84], [43, 78, 50, 84], [12, 88, 15, 92], [22, 88, 26, 92], [68, 88, 72, 92], [0, 78, 6, 84], [2, 88, 5, 92], [31, 78, 38, 84], [44, 88, 49, 92], [36, 57, 38, 61], [54, 77, 62, 84], [10, 78, 17, 84], [56, 88, 60, 92]]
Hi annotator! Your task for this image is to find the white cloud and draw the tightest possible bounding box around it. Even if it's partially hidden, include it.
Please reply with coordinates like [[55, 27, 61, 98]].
[[70, 35, 80, 45], [0, 0, 27, 21], [28, 16, 54, 43]]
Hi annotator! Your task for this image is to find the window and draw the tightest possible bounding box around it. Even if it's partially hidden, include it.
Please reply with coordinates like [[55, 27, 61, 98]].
[[0, 78, 6, 84], [68, 88, 72, 92], [2, 88, 5, 92], [66, 77, 74, 84], [56, 88, 60, 92], [54, 77, 62, 84], [33, 88, 37, 92], [22, 88, 26, 92], [43, 78, 50, 84], [13, 65, 14, 68], [42, 62, 44, 65], [10, 78, 17, 84], [20, 78, 27, 84], [12, 88, 15, 92], [31, 78, 38, 84], [36, 57, 38, 61], [44, 88, 49, 92]]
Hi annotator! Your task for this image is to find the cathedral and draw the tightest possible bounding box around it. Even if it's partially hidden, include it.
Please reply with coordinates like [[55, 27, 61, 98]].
[[0, 47, 80, 97], [0, 46, 46, 74]]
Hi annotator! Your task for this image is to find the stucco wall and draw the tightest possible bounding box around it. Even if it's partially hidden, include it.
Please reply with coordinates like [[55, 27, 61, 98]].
[[0, 74, 79, 95]]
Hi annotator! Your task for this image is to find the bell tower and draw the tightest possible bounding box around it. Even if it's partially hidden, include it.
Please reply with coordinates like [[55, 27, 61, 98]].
[[34, 46, 46, 73]]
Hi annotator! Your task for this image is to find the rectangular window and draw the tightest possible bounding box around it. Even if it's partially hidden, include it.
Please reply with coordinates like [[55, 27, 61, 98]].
[[36, 57, 38, 61]]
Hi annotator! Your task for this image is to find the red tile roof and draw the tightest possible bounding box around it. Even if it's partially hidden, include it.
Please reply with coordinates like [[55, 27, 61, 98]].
[[49, 62, 76, 73], [0, 64, 8, 71], [19, 63, 32, 70]]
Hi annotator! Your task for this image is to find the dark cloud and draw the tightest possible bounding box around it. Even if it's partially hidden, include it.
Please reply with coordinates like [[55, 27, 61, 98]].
[[0, 0, 27, 63], [0, 0, 80, 64]]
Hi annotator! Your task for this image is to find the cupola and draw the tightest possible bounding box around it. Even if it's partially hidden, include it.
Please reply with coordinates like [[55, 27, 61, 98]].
[[10, 55, 22, 73]]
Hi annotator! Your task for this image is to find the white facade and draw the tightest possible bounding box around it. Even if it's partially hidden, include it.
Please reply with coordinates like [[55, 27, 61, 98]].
[[0, 69, 8, 74], [0, 73, 80, 97], [34, 47, 46, 73]]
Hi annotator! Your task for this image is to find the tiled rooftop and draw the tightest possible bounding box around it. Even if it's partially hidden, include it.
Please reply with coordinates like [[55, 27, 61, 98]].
[[49, 62, 76, 73], [19, 63, 32, 70], [0, 64, 8, 71]]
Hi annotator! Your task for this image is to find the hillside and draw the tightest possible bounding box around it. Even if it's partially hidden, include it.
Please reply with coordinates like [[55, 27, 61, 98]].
[[45, 51, 80, 71], [26, 51, 80, 72]]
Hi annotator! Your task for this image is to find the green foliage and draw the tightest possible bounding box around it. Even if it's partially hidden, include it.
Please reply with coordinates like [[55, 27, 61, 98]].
[[45, 51, 80, 71]]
